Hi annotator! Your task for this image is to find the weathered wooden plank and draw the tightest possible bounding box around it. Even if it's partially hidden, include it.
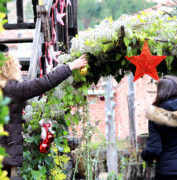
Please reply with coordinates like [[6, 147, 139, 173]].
[[11, 167, 18, 177], [124, 163, 144, 180], [40, 5, 51, 42], [0, 38, 33, 43], [16, 0, 24, 23], [27, 18, 41, 80], [3, 23, 35, 29], [127, 72, 136, 149], [104, 76, 118, 174]]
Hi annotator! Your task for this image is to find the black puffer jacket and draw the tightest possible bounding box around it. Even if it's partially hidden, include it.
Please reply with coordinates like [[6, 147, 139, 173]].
[[142, 98, 177, 175], [1, 65, 72, 167]]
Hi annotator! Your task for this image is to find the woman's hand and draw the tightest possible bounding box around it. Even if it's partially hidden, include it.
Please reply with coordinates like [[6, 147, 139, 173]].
[[68, 54, 87, 71]]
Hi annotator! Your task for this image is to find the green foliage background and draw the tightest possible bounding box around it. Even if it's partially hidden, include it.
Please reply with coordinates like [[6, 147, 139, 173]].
[[78, 0, 156, 30]]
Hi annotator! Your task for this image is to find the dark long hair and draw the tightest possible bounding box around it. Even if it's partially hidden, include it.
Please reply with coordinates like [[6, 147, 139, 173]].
[[153, 78, 177, 106]]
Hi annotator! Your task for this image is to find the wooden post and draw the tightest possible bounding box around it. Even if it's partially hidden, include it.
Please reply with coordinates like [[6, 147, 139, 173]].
[[68, 0, 78, 49], [104, 76, 118, 174], [16, 0, 24, 23], [11, 167, 18, 177], [41, 5, 51, 42], [32, 0, 38, 22], [127, 72, 136, 149], [65, 3, 69, 53], [27, 17, 42, 80]]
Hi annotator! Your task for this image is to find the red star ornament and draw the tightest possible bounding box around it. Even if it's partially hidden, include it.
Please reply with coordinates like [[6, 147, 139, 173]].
[[125, 41, 167, 82]]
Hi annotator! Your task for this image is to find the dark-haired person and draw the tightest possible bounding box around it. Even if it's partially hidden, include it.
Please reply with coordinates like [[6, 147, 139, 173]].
[[142, 75, 177, 180], [0, 44, 87, 179]]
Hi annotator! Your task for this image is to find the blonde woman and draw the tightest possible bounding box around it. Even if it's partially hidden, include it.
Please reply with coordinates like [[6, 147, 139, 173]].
[[0, 45, 87, 179]]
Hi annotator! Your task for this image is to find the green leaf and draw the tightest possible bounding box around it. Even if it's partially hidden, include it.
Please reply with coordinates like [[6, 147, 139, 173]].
[[123, 37, 130, 47], [121, 60, 126, 66], [132, 38, 136, 45], [0, 147, 8, 157], [127, 46, 132, 56], [63, 131, 68, 136], [115, 54, 122, 60], [165, 56, 174, 71]]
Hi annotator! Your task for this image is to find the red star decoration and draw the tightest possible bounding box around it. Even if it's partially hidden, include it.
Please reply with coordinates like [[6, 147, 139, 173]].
[[125, 41, 167, 82]]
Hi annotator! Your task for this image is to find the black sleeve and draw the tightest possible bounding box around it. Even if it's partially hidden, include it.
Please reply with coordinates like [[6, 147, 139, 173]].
[[141, 121, 162, 162], [7, 65, 72, 101]]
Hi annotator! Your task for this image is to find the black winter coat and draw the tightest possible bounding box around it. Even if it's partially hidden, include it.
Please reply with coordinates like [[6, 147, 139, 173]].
[[1, 65, 72, 167], [142, 98, 177, 176]]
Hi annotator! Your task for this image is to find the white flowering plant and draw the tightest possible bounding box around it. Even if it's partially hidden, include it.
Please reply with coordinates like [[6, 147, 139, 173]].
[[57, 11, 177, 84]]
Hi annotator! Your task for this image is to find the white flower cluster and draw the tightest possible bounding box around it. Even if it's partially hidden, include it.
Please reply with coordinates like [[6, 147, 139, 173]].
[[70, 11, 177, 55], [49, 103, 65, 119], [23, 97, 46, 122], [23, 105, 34, 122], [57, 54, 73, 64]]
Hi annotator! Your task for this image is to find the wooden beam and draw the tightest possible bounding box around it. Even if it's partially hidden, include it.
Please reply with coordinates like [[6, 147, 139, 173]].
[[40, 5, 51, 42], [0, 38, 33, 43], [65, 4, 69, 53], [3, 23, 35, 30], [27, 18, 42, 80], [16, 0, 24, 23]]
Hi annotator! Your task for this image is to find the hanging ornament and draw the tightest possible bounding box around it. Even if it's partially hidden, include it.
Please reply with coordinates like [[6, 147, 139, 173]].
[[39, 120, 55, 140], [38, 120, 55, 153], [56, 10, 66, 26], [46, 131, 54, 144], [38, 140, 50, 154], [125, 40, 167, 82]]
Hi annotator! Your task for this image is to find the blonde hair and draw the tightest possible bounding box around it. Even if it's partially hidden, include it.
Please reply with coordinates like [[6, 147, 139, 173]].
[[0, 55, 21, 88]]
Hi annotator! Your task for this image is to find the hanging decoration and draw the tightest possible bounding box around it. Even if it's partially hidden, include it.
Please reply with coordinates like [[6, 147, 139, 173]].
[[38, 120, 55, 153], [125, 41, 167, 82], [56, 11, 66, 26], [38, 140, 50, 154]]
